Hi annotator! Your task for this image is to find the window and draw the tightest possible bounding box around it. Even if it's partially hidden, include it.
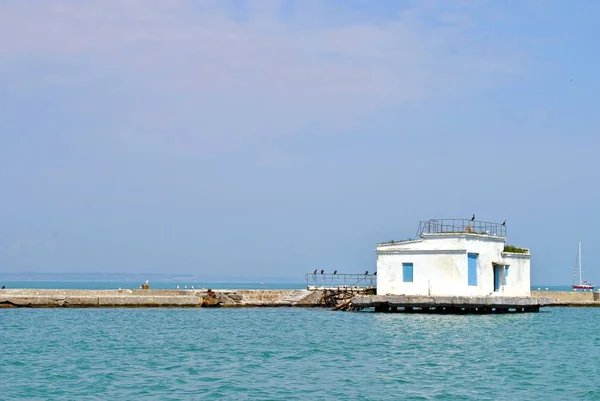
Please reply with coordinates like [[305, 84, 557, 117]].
[[467, 253, 478, 286], [403, 263, 413, 282]]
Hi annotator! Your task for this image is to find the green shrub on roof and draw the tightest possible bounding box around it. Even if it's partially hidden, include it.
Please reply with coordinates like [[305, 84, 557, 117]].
[[504, 244, 528, 253]]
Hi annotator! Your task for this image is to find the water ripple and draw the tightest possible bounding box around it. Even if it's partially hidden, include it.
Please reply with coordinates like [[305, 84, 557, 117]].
[[1, 307, 599, 400]]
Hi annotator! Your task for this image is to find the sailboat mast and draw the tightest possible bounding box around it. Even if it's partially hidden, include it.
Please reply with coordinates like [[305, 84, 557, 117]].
[[579, 241, 582, 285]]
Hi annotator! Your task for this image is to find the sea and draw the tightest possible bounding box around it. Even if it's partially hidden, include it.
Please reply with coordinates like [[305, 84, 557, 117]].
[[1, 282, 599, 400], [0, 280, 575, 292]]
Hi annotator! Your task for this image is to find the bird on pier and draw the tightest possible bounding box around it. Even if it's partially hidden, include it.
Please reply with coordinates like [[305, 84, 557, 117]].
[[320, 269, 324, 274], [313, 269, 318, 275], [502, 220, 506, 226], [374, 271, 377, 276], [333, 270, 337, 275], [471, 214, 475, 221], [365, 271, 369, 275]]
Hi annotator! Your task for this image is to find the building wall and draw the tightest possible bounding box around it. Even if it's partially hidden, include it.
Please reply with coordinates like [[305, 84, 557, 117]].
[[376, 234, 531, 297], [377, 251, 466, 296], [501, 253, 531, 296]]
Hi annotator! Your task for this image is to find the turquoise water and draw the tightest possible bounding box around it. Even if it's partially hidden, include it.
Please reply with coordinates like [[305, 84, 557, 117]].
[[0, 281, 571, 291], [0, 281, 306, 290], [1, 307, 599, 400]]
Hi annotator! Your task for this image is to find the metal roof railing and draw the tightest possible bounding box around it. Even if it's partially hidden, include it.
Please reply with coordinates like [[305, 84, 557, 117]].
[[305, 272, 376, 289], [416, 218, 506, 238]]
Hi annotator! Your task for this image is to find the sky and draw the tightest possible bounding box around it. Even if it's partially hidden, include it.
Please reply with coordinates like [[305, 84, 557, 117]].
[[1, 0, 599, 285]]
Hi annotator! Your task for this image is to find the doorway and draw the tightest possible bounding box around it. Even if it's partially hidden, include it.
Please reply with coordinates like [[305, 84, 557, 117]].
[[493, 265, 501, 292]]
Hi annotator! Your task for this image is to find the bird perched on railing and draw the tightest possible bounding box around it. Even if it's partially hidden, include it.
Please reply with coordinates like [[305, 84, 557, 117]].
[[320, 269, 324, 274], [313, 269, 318, 275], [365, 271, 369, 275], [374, 272, 377, 276], [471, 214, 475, 221], [502, 220, 506, 226], [333, 270, 337, 275]]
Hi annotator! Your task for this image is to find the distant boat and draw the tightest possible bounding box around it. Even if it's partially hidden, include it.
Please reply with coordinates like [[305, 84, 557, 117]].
[[572, 242, 594, 291]]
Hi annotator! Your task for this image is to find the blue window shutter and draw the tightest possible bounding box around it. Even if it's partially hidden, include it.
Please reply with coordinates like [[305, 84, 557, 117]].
[[505, 266, 510, 277], [467, 253, 478, 286], [402, 263, 414, 282]]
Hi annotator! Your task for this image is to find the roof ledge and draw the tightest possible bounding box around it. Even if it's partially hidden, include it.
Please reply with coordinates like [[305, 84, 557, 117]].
[[421, 232, 506, 241]]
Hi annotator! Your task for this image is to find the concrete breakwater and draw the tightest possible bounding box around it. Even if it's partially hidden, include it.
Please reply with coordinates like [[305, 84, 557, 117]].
[[0, 288, 596, 309], [0, 289, 324, 308], [351, 294, 552, 313], [531, 290, 600, 306]]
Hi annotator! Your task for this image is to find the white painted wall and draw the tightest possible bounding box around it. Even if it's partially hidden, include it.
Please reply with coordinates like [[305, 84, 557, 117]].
[[501, 253, 531, 296], [377, 250, 466, 296], [376, 233, 531, 297]]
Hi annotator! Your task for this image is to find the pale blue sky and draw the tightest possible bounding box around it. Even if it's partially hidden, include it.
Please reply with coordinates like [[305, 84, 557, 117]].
[[1, 0, 599, 284]]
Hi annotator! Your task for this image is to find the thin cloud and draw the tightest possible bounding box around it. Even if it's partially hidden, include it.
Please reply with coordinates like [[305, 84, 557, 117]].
[[0, 1, 525, 92], [0, 0, 530, 150]]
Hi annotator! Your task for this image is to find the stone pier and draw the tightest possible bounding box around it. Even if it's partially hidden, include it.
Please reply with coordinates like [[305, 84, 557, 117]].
[[3, 288, 596, 310], [350, 294, 553, 314], [0, 288, 324, 308], [531, 290, 600, 306]]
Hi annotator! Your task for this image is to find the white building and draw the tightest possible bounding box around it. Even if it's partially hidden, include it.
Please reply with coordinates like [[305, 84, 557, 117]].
[[376, 219, 531, 297]]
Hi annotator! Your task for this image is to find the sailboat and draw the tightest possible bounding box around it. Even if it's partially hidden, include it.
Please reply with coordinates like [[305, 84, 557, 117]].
[[572, 242, 594, 291]]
